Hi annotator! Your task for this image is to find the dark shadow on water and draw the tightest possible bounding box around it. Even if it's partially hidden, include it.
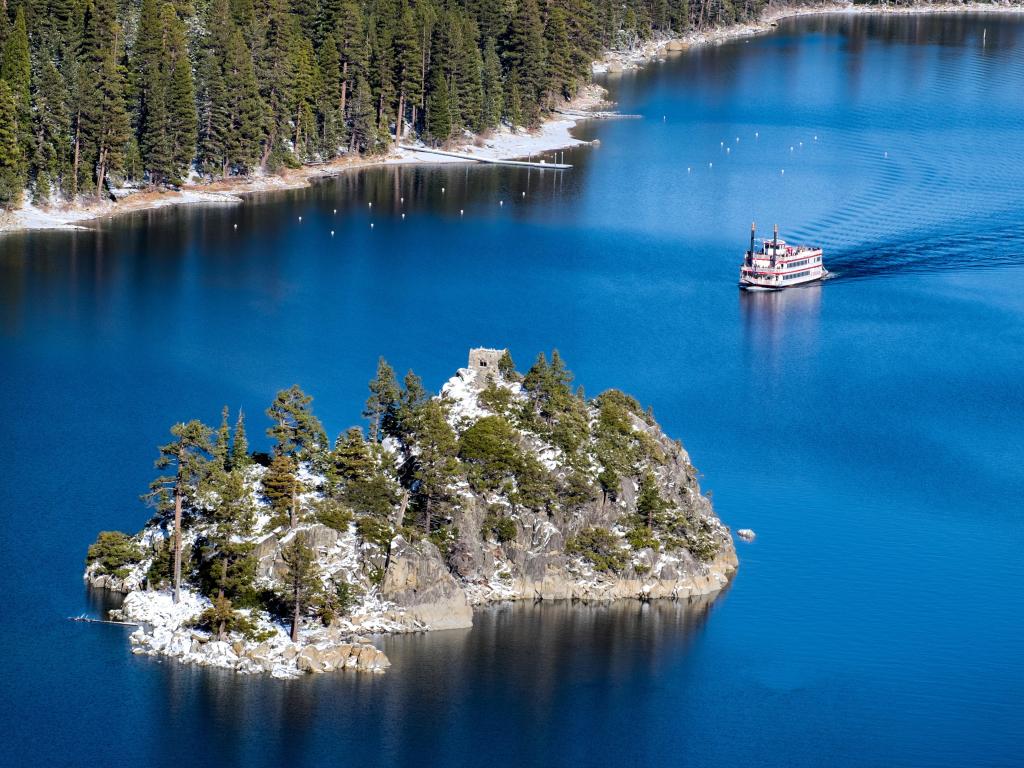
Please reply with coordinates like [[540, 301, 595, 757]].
[[120, 594, 727, 765]]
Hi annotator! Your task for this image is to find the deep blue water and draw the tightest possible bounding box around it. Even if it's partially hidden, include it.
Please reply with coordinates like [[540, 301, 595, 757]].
[[2, 12, 1023, 767]]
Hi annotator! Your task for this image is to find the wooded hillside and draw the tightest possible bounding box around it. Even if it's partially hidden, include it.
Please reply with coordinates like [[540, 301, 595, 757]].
[[0, 0, 774, 207]]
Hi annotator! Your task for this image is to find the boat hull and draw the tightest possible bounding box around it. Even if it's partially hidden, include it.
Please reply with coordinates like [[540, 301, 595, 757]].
[[739, 268, 829, 290]]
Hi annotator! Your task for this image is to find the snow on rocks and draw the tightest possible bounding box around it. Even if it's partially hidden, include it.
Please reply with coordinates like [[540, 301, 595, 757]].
[[117, 588, 392, 677]]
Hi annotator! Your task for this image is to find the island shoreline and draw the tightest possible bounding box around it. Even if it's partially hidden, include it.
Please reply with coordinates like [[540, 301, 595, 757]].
[[1, 2, 1019, 236]]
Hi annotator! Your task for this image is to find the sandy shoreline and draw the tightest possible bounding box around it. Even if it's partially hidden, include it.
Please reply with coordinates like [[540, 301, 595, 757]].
[[2, 2, 1019, 235]]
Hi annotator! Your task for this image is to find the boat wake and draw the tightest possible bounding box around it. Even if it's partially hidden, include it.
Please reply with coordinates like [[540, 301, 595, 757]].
[[819, 217, 1024, 282]]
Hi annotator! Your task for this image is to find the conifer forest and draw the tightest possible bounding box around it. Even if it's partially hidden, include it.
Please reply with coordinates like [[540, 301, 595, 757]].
[[0, 0, 773, 207]]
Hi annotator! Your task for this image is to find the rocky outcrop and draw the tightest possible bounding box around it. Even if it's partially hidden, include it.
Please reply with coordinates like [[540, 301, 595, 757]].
[[381, 537, 473, 630], [118, 590, 392, 678]]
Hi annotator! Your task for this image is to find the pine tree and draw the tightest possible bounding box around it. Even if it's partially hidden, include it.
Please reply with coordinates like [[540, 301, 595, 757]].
[[231, 409, 250, 469], [425, 66, 451, 145], [318, 32, 345, 155], [162, 3, 197, 180], [143, 420, 213, 604], [410, 399, 459, 533], [363, 357, 400, 444], [32, 59, 71, 201], [0, 80, 24, 207], [544, 7, 573, 105], [456, 17, 484, 132], [266, 384, 327, 461], [78, 0, 131, 197], [214, 405, 231, 471], [504, 0, 547, 124], [200, 466, 257, 617], [1, 8, 31, 175], [335, 0, 368, 130], [349, 73, 376, 153], [289, 35, 319, 161], [262, 453, 298, 522], [393, 2, 421, 142], [281, 532, 320, 642], [222, 25, 264, 174], [506, 80, 523, 129], [480, 37, 502, 131], [134, 0, 172, 183]]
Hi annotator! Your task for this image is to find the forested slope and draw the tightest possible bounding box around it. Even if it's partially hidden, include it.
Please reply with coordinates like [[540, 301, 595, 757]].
[[0, 0, 782, 208]]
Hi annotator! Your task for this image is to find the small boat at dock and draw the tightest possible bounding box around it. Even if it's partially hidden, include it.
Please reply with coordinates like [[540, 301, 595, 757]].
[[739, 223, 828, 290]]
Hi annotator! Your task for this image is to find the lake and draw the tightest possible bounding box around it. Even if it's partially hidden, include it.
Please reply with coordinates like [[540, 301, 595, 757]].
[[1, 11, 1023, 767]]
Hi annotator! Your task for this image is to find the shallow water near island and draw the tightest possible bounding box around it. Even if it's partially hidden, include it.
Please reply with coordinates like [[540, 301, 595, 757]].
[[2, 12, 1024, 767]]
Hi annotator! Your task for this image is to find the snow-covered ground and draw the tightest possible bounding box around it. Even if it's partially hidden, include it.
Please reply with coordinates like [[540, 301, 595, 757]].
[[1, 189, 242, 234]]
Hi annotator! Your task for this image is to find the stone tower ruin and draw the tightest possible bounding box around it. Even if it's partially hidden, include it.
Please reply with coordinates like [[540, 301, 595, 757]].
[[467, 347, 507, 385]]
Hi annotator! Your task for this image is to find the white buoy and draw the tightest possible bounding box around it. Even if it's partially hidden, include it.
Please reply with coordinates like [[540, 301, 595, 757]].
[[441, 187, 445, 193], [333, 208, 337, 214], [233, 224, 237, 229], [370, 223, 374, 229], [330, 230, 334, 236], [720, 141, 724, 147], [781, 169, 785, 175], [709, 162, 713, 168], [687, 167, 691, 173], [400, 197, 404, 204], [368, 201, 372, 208], [884, 151, 888, 158], [298, 215, 302, 221], [790, 146, 794, 152], [521, 191, 526, 197], [735, 137, 740, 143], [499, 200, 503, 206], [755, 131, 759, 138], [726, 147, 731, 154], [814, 135, 818, 141], [460, 209, 464, 215], [401, 213, 405, 220]]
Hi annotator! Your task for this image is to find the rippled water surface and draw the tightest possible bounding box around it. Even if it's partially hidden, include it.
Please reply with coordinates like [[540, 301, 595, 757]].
[[2, 13, 1023, 767]]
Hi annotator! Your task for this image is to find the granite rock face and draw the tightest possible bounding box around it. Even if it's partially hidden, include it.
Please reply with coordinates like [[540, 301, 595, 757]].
[[381, 537, 474, 630]]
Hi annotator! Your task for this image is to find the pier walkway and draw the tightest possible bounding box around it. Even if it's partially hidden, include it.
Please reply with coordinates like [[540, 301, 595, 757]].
[[398, 144, 573, 169]]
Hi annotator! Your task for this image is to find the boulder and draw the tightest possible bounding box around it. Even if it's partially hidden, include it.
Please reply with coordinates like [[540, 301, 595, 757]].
[[296, 645, 324, 673], [381, 537, 473, 630], [666, 39, 688, 51], [319, 643, 352, 671], [736, 529, 756, 542], [606, 60, 624, 73]]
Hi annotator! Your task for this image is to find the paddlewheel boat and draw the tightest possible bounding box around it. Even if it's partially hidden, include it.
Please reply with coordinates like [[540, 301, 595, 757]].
[[739, 223, 828, 290]]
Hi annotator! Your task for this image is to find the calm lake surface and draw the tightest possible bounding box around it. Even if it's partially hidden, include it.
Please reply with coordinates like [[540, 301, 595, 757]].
[[2, 12, 1023, 767]]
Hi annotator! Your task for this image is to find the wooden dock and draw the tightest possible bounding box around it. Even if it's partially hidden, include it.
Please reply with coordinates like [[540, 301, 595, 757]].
[[398, 145, 572, 169]]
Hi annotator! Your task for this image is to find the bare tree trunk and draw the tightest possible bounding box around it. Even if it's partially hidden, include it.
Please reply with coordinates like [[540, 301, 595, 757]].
[[290, 482, 298, 529], [396, 92, 405, 143], [96, 144, 107, 201], [394, 490, 410, 528], [72, 116, 81, 197], [290, 580, 300, 642], [340, 62, 348, 118], [172, 450, 184, 604]]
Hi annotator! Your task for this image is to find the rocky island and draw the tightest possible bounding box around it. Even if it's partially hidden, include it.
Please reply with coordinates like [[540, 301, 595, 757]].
[[85, 349, 737, 677]]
